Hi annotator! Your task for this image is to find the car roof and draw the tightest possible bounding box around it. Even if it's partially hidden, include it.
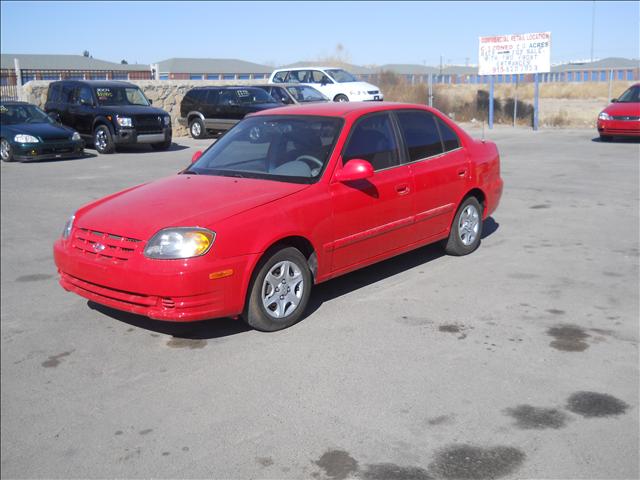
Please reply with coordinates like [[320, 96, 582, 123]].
[[250, 102, 434, 118], [262, 83, 320, 88], [50, 80, 137, 88]]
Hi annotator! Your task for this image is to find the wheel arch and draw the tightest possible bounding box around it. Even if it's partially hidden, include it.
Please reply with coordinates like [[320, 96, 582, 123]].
[[461, 187, 487, 216], [187, 111, 205, 124], [259, 235, 318, 279], [92, 117, 115, 135]]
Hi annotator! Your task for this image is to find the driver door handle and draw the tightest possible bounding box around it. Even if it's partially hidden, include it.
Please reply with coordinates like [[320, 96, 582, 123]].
[[395, 183, 411, 195]]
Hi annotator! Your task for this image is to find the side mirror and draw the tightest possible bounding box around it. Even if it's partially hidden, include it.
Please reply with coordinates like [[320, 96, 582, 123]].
[[321, 78, 329, 86], [48, 112, 60, 122], [191, 150, 203, 164], [335, 159, 374, 182], [148, 99, 153, 105], [611, 98, 618, 103]]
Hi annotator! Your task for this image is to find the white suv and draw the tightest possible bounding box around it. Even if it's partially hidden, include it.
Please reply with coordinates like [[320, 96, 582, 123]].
[[269, 67, 383, 102]]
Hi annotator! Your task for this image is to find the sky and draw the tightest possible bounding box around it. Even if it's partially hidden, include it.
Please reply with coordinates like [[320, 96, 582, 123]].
[[1, 1, 638, 67]]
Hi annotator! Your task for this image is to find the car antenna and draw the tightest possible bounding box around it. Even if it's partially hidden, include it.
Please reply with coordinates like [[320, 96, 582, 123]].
[[482, 119, 485, 143]]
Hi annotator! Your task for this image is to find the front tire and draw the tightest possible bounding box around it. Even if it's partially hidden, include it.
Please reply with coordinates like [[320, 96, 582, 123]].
[[0, 138, 14, 162], [244, 247, 312, 332], [189, 118, 206, 139], [334, 94, 349, 103], [444, 197, 483, 256], [94, 125, 115, 154]]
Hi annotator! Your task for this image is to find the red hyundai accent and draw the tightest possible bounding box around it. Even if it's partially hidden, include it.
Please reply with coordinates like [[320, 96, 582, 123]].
[[597, 83, 640, 141], [54, 103, 503, 331]]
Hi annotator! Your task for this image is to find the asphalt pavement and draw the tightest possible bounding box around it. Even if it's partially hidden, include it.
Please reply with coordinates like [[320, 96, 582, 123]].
[[1, 127, 638, 479]]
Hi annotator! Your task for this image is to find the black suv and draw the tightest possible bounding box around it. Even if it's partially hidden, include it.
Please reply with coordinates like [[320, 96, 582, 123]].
[[180, 86, 280, 139], [45, 80, 172, 154]]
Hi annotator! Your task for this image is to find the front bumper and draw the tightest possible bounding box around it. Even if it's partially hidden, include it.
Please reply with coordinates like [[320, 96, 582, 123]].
[[54, 236, 258, 322], [113, 127, 172, 145], [12, 140, 84, 162], [597, 119, 640, 137]]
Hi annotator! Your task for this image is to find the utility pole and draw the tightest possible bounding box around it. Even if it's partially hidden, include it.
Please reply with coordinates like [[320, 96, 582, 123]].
[[590, 1, 596, 63]]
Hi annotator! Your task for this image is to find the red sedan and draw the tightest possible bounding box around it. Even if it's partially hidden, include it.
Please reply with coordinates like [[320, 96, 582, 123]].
[[597, 83, 640, 141], [54, 103, 503, 331]]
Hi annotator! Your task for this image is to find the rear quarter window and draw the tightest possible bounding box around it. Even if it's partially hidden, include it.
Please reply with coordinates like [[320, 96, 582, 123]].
[[272, 71, 288, 83], [437, 118, 460, 151], [47, 84, 61, 102]]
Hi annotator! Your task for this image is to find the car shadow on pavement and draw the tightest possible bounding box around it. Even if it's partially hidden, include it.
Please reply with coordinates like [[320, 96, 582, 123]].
[[18, 152, 98, 164], [93, 142, 190, 154], [305, 216, 500, 317], [88, 217, 499, 338], [591, 136, 640, 143], [88, 302, 251, 339]]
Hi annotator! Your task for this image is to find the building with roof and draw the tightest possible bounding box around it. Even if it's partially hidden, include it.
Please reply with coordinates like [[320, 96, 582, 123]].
[[154, 58, 273, 81]]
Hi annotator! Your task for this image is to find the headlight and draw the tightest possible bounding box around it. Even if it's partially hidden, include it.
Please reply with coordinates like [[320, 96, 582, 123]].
[[598, 112, 612, 121], [71, 132, 81, 141], [117, 116, 132, 127], [62, 214, 75, 239], [14, 134, 39, 143], [163, 116, 171, 126], [144, 227, 215, 259]]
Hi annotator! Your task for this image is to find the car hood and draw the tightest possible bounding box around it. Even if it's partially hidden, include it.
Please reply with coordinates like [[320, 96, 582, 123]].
[[5, 122, 75, 141], [76, 174, 309, 240], [96, 105, 168, 116], [602, 102, 640, 116]]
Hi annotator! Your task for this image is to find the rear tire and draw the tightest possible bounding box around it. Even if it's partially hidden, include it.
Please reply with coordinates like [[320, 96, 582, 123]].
[[0, 138, 14, 162], [334, 94, 349, 103], [244, 247, 312, 332], [93, 125, 115, 154], [445, 197, 483, 256], [189, 118, 206, 139]]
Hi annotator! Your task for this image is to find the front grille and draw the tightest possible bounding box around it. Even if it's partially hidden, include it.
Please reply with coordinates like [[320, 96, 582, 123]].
[[612, 115, 640, 121], [72, 228, 142, 262], [135, 114, 163, 134], [41, 144, 74, 154], [367, 90, 379, 95]]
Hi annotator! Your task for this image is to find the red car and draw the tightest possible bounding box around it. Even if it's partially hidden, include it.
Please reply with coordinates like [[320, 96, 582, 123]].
[[54, 103, 503, 331], [597, 83, 640, 141]]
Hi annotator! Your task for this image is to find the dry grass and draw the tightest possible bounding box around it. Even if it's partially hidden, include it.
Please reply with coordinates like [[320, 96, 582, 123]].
[[376, 71, 635, 127]]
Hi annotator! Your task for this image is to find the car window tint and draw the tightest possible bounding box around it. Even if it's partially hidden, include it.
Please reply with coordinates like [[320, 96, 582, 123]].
[[206, 89, 219, 104], [271, 87, 292, 104], [48, 84, 60, 102], [272, 71, 287, 83], [436, 118, 460, 151], [287, 70, 307, 83], [73, 86, 93, 105], [61, 84, 74, 103], [218, 90, 237, 105], [343, 113, 399, 171], [309, 71, 330, 83], [396, 111, 443, 161]]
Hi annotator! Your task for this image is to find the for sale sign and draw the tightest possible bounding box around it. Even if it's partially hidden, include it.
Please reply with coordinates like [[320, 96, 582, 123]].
[[478, 32, 551, 75]]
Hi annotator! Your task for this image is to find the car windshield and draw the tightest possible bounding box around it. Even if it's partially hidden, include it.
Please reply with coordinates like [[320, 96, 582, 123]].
[[189, 116, 343, 183], [94, 86, 150, 106], [0, 104, 53, 125], [616, 85, 640, 103], [325, 69, 358, 83], [286, 86, 329, 102]]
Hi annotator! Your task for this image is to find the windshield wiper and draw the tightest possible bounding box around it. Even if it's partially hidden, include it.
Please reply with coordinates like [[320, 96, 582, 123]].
[[182, 169, 199, 175]]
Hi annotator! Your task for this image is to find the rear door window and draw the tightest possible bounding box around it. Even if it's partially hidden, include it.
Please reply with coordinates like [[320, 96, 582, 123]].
[[396, 110, 444, 162], [343, 113, 399, 171], [206, 89, 219, 105]]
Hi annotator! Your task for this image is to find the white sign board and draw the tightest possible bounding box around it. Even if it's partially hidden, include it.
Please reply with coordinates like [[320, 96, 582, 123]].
[[478, 32, 551, 75]]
